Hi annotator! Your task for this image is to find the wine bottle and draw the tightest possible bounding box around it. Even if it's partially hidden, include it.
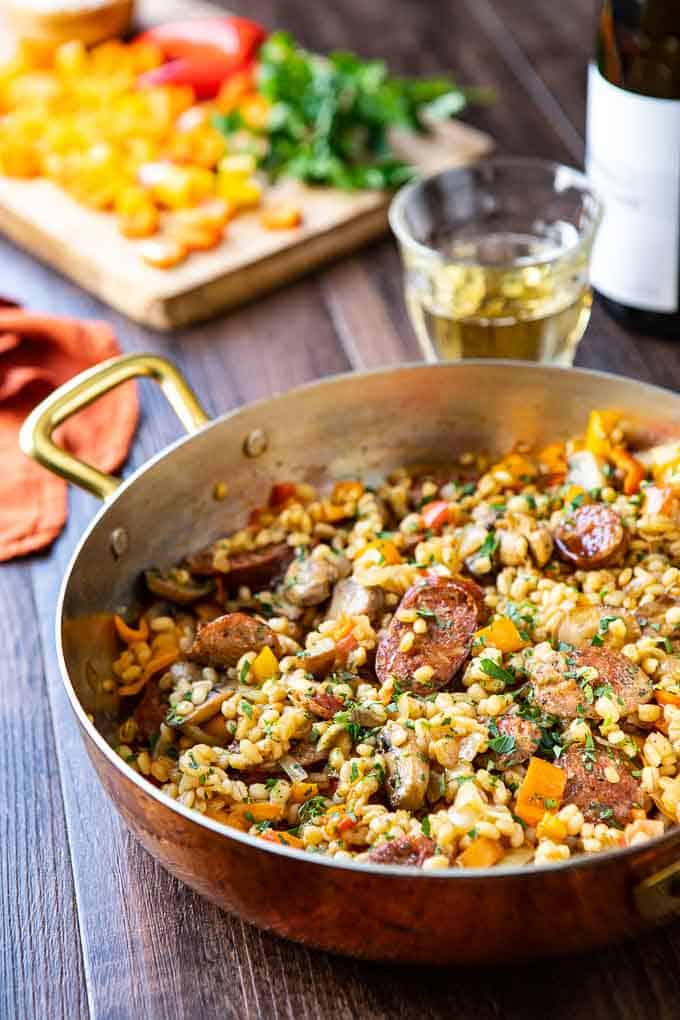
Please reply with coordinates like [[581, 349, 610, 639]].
[[586, 1, 680, 336]]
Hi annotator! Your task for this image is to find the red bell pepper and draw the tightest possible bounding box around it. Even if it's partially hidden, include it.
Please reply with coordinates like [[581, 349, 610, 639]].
[[138, 58, 241, 99], [421, 499, 451, 530], [137, 17, 266, 68]]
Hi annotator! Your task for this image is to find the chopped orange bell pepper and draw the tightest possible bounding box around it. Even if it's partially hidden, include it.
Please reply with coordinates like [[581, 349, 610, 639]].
[[655, 690, 680, 708], [260, 203, 302, 230], [331, 480, 364, 504], [515, 757, 567, 826], [228, 802, 285, 822], [355, 539, 402, 565], [474, 616, 526, 653], [610, 446, 645, 495], [114, 614, 149, 643], [585, 408, 620, 457], [458, 836, 503, 868], [290, 781, 319, 803], [259, 829, 305, 849]]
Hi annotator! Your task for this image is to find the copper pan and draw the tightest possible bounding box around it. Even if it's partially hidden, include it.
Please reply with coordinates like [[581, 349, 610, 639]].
[[20, 354, 680, 964]]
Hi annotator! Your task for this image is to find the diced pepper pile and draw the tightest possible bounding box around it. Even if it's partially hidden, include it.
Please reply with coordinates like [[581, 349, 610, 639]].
[[0, 18, 302, 269]]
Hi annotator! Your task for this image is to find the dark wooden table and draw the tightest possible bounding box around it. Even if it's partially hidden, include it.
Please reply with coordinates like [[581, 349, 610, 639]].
[[3, 1, 680, 1017]]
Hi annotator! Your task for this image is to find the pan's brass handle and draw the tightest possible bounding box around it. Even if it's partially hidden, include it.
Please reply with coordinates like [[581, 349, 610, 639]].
[[19, 353, 209, 501], [634, 856, 680, 922]]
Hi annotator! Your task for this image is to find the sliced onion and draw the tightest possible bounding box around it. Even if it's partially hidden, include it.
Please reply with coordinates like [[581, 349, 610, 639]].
[[280, 754, 308, 782]]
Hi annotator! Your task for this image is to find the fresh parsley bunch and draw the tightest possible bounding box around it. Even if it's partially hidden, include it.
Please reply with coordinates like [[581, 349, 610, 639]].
[[216, 31, 480, 190]]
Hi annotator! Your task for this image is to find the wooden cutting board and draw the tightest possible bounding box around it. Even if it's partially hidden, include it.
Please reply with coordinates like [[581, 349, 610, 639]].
[[0, 0, 492, 329]]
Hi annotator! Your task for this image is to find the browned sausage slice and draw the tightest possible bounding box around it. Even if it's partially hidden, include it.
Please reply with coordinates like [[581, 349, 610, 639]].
[[530, 646, 652, 721], [493, 709, 542, 767], [559, 743, 643, 826], [187, 541, 294, 592], [133, 682, 168, 741], [306, 692, 345, 720], [553, 504, 628, 569], [188, 612, 280, 669], [367, 836, 435, 867], [375, 576, 485, 696]]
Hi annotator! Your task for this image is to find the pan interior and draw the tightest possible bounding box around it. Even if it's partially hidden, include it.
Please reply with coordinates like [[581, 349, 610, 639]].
[[59, 361, 680, 844]]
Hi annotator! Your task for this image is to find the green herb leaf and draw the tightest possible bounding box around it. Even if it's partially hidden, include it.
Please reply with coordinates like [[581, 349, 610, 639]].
[[480, 659, 515, 685], [421, 816, 432, 837], [488, 733, 516, 755]]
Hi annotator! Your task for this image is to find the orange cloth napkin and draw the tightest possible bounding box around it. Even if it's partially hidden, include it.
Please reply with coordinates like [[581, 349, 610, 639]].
[[0, 303, 138, 561]]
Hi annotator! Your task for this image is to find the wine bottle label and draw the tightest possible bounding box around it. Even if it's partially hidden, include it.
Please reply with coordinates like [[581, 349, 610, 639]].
[[586, 63, 680, 313]]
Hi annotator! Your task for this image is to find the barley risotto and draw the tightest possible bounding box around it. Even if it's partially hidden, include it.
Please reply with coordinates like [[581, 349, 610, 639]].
[[108, 408, 680, 869]]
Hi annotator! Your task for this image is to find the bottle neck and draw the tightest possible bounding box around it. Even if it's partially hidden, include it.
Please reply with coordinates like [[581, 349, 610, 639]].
[[597, 0, 680, 99]]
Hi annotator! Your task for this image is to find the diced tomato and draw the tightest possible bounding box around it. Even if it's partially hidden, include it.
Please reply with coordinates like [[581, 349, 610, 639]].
[[421, 499, 450, 530], [269, 482, 297, 507]]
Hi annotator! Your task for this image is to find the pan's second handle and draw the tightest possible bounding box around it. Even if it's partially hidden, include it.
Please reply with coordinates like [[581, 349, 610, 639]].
[[19, 353, 209, 501], [634, 855, 680, 922]]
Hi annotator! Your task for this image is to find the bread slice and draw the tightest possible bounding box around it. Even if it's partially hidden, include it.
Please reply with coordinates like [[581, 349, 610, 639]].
[[4, 0, 135, 45]]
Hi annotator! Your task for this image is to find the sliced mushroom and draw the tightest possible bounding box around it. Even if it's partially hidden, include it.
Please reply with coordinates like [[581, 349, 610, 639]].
[[326, 577, 385, 623], [144, 567, 215, 605], [168, 686, 235, 729], [283, 551, 351, 607], [351, 703, 387, 727], [380, 720, 429, 811], [553, 605, 640, 647]]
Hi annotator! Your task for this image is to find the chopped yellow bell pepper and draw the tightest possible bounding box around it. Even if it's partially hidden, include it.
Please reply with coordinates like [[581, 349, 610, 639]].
[[251, 645, 279, 682]]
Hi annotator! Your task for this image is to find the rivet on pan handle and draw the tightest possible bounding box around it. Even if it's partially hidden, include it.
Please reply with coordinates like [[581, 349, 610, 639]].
[[634, 857, 680, 922], [19, 353, 209, 501]]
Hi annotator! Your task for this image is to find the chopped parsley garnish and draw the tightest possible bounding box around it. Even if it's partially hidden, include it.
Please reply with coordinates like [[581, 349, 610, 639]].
[[240, 699, 253, 719], [569, 492, 586, 510], [480, 659, 515, 685], [488, 732, 516, 755], [478, 530, 499, 559], [591, 615, 620, 646], [421, 816, 431, 837], [350, 761, 360, 782], [461, 482, 477, 496], [240, 659, 251, 684], [298, 796, 327, 824]]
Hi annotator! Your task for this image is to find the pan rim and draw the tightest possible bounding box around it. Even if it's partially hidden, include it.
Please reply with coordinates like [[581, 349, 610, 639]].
[[56, 358, 680, 881]]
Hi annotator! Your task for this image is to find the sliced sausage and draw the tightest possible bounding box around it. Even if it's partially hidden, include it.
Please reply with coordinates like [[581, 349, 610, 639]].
[[367, 836, 435, 867], [283, 552, 350, 607], [375, 576, 485, 695], [530, 646, 652, 721], [326, 577, 385, 623], [576, 646, 653, 714], [188, 541, 294, 592], [133, 682, 167, 742], [559, 743, 643, 826], [188, 612, 280, 669], [493, 709, 542, 767], [306, 692, 345, 720], [553, 504, 628, 569]]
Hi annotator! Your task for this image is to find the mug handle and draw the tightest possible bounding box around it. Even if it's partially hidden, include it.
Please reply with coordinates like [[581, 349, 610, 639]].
[[19, 353, 209, 501]]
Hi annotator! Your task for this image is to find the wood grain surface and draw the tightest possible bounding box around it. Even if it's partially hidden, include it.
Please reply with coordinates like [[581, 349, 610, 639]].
[[2, 1, 680, 1018]]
